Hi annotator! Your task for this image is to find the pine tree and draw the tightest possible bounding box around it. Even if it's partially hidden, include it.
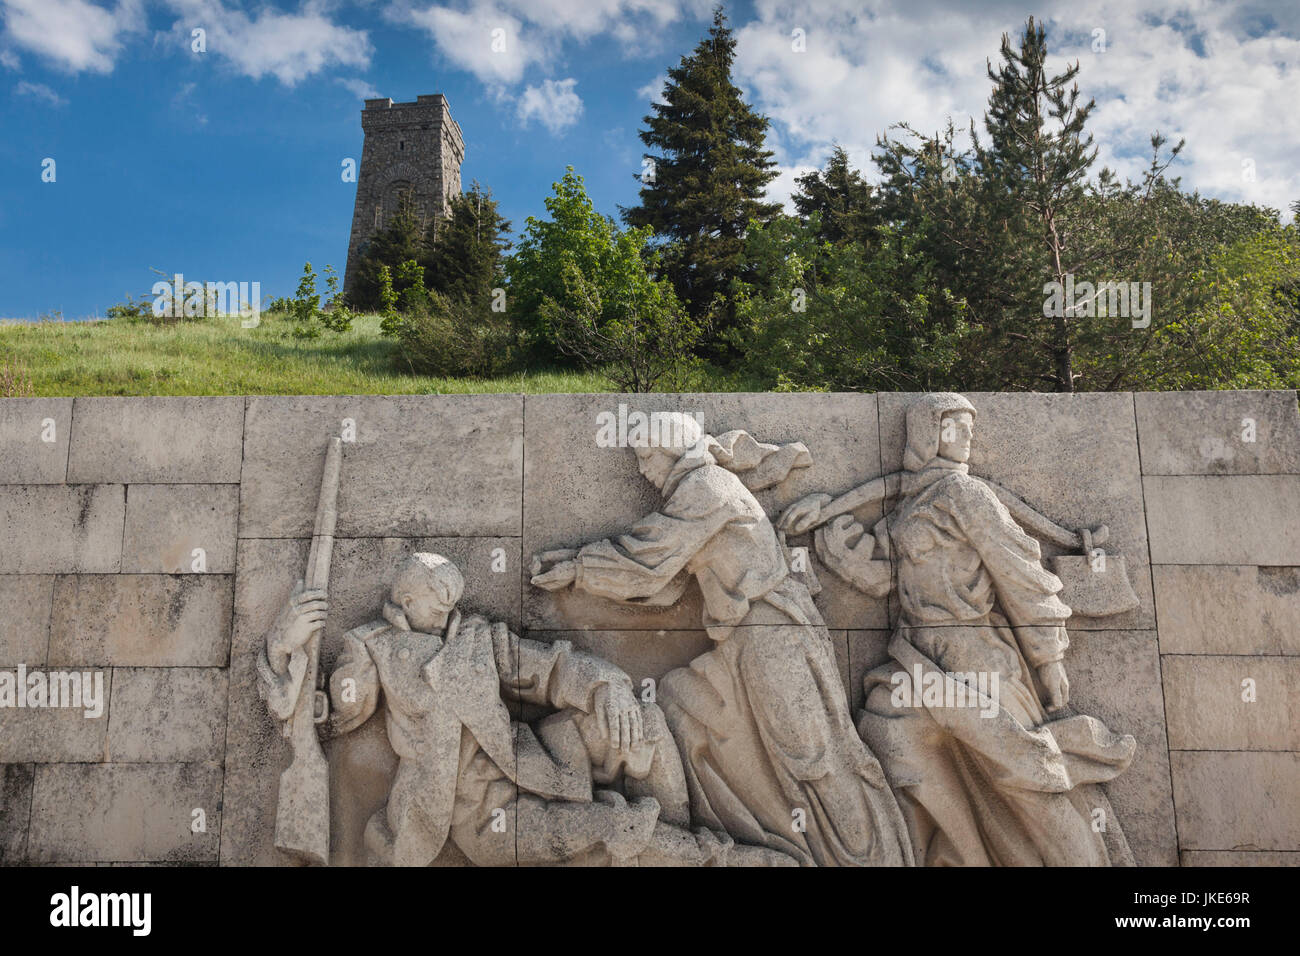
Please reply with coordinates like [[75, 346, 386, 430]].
[[624, 5, 779, 337], [347, 195, 425, 310], [974, 16, 1098, 392], [792, 146, 877, 247], [423, 182, 512, 304]]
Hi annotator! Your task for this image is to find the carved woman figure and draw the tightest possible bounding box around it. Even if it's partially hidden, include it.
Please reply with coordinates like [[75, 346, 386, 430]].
[[779, 393, 1136, 866], [532, 425, 914, 866]]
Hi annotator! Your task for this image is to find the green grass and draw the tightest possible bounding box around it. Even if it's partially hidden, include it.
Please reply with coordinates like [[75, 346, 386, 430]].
[[0, 312, 753, 396]]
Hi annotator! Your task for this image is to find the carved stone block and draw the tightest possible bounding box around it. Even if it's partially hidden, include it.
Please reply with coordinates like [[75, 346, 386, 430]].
[[121, 484, 239, 574], [1154, 565, 1300, 655], [0, 397, 71, 483], [26, 763, 222, 863], [67, 397, 244, 483], [1136, 389, 1300, 474], [0, 485, 124, 573], [47, 574, 233, 667]]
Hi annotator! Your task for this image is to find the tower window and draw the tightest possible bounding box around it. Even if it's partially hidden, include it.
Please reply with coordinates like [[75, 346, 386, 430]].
[[399, 141, 404, 150]]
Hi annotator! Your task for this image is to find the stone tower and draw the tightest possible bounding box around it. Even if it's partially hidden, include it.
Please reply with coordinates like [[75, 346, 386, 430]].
[[343, 94, 465, 301]]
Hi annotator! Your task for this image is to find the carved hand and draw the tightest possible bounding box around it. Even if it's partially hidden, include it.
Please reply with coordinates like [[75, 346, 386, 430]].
[[594, 681, 643, 752], [530, 549, 579, 590], [777, 493, 832, 534], [531, 558, 578, 591], [1039, 660, 1070, 712], [268, 580, 329, 670]]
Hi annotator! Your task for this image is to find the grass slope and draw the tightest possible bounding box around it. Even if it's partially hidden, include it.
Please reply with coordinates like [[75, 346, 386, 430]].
[[0, 312, 736, 396]]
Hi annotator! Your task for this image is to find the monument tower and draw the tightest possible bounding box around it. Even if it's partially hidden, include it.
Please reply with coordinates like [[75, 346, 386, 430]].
[[342, 94, 465, 301]]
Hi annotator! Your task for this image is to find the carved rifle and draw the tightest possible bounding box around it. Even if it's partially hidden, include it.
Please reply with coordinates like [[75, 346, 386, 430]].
[[275, 436, 342, 865]]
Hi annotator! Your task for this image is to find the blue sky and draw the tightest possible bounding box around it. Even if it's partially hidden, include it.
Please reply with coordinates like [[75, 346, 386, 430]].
[[1, 0, 1298, 318]]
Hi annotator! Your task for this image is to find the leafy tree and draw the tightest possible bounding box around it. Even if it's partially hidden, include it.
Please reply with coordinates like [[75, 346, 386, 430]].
[[508, 167, 671, 360], [734, 214, 970, 391], [539, 260, 701, 392], [623, 6, 779, 337]]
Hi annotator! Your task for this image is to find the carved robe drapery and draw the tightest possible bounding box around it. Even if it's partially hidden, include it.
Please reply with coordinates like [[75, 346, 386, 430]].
[[569, 436, 914, 867]]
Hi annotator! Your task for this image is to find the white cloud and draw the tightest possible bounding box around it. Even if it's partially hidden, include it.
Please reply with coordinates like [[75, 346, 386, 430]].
[[163, 0, 371, 86], [14, 79, 67, 105], [517, 76, 583, 134], [732, 0, 1300, 218], [0, 0, 143, 73], [0, 49, 19, 70], [637, 73, 667, 105], [395, 0, 691, 94], [337, 76, 381, 100]]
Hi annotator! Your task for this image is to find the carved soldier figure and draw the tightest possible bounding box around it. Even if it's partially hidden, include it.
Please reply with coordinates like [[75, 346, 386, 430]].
[[532, 423, 914, 867], [259, 552, 767, 866], [780, 393, 1137, 866]]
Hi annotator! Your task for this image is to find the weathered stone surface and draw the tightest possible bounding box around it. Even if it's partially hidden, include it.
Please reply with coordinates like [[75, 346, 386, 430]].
[[121, 484, 239, 573], [1145, 475, 1300, 565], [0, 398, 71, 483], [878, 392, 1154, 630], [67, 397, 244, 484], [1154, 565, 1300, 655], [240, 395, 522, 538], [1182, 850, 1300, 865], [0, 485, 124, 573], [0, 666, 110, 761], [0, 763, 33, 862], [524, 393, 888, 632], [1162, 656, 1299, 751], [48, 575, 232, 667], [1171, 751, 1300, 851], [524, 629, 715, 708], [0, 576, 53, 664], [845, 629, 891, 715], [26, 762, 222, 862], [1062, 629, 1179, 866], [1136, 390, 1300, 475], [107, 668, 227, 762]]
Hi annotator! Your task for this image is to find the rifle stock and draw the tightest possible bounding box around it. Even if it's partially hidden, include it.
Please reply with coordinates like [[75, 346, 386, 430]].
[[274, 436, 342, 865]]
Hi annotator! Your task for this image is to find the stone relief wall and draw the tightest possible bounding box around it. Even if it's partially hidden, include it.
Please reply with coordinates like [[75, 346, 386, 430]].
[[0, 391, 1297, 866]]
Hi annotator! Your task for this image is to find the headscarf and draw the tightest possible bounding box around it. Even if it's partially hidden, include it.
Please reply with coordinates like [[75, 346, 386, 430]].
[[640, 429, 812, 497], [903, 392, 977, 472], [901, 392, 977, 495]]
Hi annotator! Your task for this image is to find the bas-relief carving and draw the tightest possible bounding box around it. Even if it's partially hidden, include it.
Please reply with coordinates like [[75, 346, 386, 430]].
[[257, 394, 1140, 866]]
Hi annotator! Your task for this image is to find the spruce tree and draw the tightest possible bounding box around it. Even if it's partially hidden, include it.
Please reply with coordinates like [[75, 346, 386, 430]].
[[423, 182, 512, 304], [347, 195, 425, 310], [975, 16, 1098, 392], [624, 5, 779, 337], [792, 145, 877, 247]]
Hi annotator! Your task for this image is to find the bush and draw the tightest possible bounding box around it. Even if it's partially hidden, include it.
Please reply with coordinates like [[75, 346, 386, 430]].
[[378, 259, 517, 377]]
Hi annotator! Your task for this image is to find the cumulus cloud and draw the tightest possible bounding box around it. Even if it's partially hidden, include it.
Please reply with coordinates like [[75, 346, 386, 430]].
[[394, 0, 690, 100], [517, 76, 583, 134], [0, 0, 143, 73], [0, 49, 19, 70], [14, 79, 67, 105], [163, 0, 371, 85], [337, 76, 381, 100], [731, 0, 1300, 217]]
